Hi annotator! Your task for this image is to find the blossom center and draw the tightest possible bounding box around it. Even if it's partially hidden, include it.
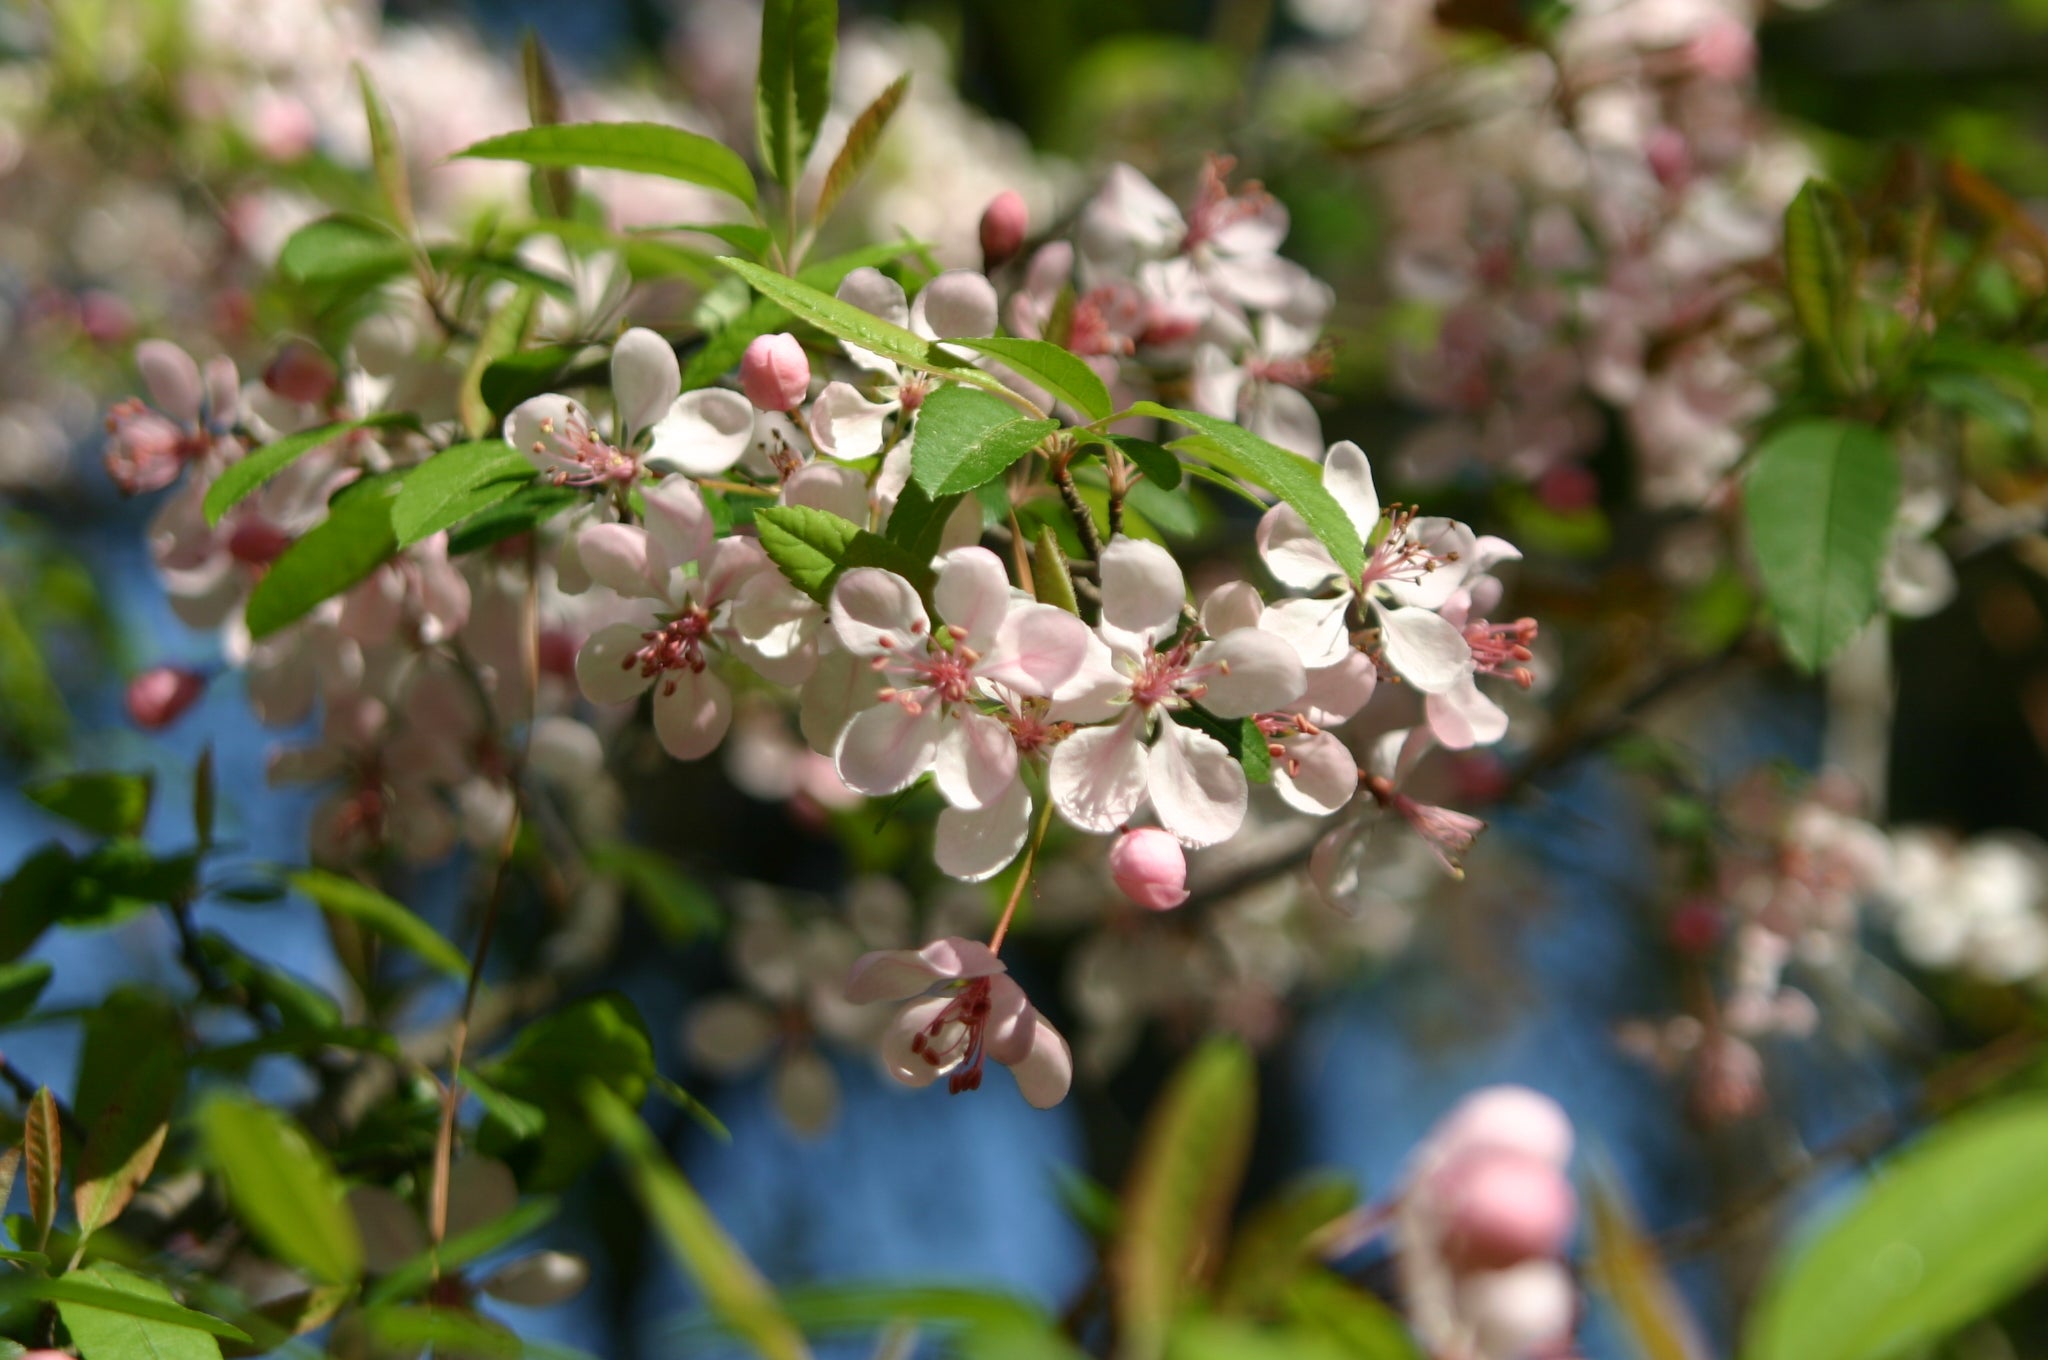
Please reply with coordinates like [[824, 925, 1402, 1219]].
[[622, 608, 716, 690], [535, 413, 638, 487], [874, 625, 980, 713], [1127, 640, 1220, 710], [909, 976, 996, 1095], [1358, 504, 1458, 594]]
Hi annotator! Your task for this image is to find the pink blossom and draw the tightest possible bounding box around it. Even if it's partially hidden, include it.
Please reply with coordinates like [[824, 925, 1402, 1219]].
[[1109, 827, 1190, 911], [979, 190, 1029, 270], [126, 666, 208, 730], [740, 332, 811, 412], [844, 937, 1072, 1107]]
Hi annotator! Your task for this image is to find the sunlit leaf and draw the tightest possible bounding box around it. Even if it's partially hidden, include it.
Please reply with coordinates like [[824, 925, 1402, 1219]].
[[289, 868, 469, 979], [911, 384, 1060, 497], [456, 123, 756, 207], [198, 1096, 363, 1285], [757, 0, 837, 190], [755, 505, 933, 606], [392, 440, 536, 547], [24, 771, 150, 838], [815, 74, 909, 223]]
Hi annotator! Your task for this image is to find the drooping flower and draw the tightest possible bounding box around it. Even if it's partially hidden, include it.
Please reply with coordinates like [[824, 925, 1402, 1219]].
[[104, 340, 239, 495], [1049, 538, 1306, 846], [844, 936, 1073, 1107]]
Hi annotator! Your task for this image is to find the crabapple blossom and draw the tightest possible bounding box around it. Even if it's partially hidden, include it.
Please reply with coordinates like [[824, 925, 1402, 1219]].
[[1257, 441, 1494, 701], [825, 547, 1091, 806], [979, 189, 1029, 270], [844, 936, 1072, 1107], [104, 341, 238, 495], [1109, 827, 1190, 911], [740, 332, 811, 412], [126, 666, 209, 730], [1314, 728, 1486, 906], [573, 477, 813, 759], [1050, 537, 1306, 846], [506, 327, 754, 485], [806, 267, 999, 460]]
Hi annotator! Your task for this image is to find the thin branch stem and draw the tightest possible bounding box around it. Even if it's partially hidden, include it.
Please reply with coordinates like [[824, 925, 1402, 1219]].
[[989, 795, 1057, 956]]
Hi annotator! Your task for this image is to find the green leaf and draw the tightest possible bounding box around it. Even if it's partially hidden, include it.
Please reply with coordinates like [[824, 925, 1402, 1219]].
[[815, 73, 909, 224], [910, 384, 1060, 497], [1133, 404, 1363, 579], [289, 868, 468, 979], [480, 345, 579, 417], [1172, 707, 1272, 784], [197, 935, 343, 1034], [1032, 525, 1079, 615], [754, 506, 932, 607], [1103, 434, 1182, 490], [245, 475, 403, 640], [757, 0, 837, 190], [74, 992, 181, 1238], [461, 286, 539, 438], [279, 215, 411, 291], [1167, 1317, 1352, 1360], [717, 258, 987, 387], [456, 123, 756, 208], [522, 34, 574, 219], [392, 441, 536, 547], [1218, 1174, 1359, 1311], [1744, 1095, 2048, 1360], [584, 1085, 810, 1360], [1115, 1038, 1258, 1360], [24, 1088, 58, 1246], [1743, 420, 1899, 672], [956, 337, 1113, 422], [356, 66, 416, 237], [198, 1096, 363, 1285], [444, 481, 582, 556], [662, 221, 775, 256], [478, 993, 657, 1191], [1281, 1274, 1423, 1360], [0, 962, 52, 1027], [1783, 180, 1864, 391], [204, 414, 415, 526], [44, 1263, 244, 1355], [24, 771, 151, 838], [883, 481, 965, 565], [583, 842, 722, 944]]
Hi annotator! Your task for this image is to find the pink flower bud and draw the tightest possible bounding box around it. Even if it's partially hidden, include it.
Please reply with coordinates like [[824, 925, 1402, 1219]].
[[1431, 1148, 1577, 1272], [263, 339, 337, 405], [740, 332, 810, 412], [979, 190, 1029, 271], [126, 667, 207, 730], [1109, 828, 1189, 911]]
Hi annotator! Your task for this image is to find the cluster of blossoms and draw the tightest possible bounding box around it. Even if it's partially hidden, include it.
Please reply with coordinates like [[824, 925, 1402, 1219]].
[[1280, 0, 1811, 511], [1879, 827, 2048, 986], [105, 153, 1543, 1112], [1324, 1086, 1582, 1360]]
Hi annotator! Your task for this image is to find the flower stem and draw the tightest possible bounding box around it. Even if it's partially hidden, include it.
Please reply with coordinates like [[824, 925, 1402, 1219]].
[[989, 793, 1057, 956]]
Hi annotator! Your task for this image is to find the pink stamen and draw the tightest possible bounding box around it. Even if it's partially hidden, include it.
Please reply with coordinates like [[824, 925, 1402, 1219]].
[[1465, 617, 1539, 688], [909, 976, 996, 1095], [536, 414, 639, 487], [619, 608, 716, 692], [1357, 504, 1459, 594]]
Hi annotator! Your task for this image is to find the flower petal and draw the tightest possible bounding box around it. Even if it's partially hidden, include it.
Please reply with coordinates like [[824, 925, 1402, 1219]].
[[1195, 628, 1306, 717], [611, 327, 681, 441], [1263, 594, 1352, 669], [575, 621, 656, 705], [983, 603, 1093, 696], [910, 270, 998, 340], [1321, 439, 1381, 538], [934, 546, 1013, 653], [642, 475, 713, 575], [934, 779, 1032, 882], [1149, 720, 1247, 847], [652, 666, 732, 760], [646, 388, 755, 477], [137, 340, 204, 424], [1302, 650, 1378, 725], [1378, 605, 1473, 694], [807, 382, 895, 461], [1048, 710, 1151, 834], [935, 710, 1018, 811], [1199, 580, 1265, 637], [1257, 503, 1344, 591], [1003, 1015, 1074, 1108], [1272, 730, 1358, 816], [782, 460, 869, 523], [1099, 536, 1187, 650], [848, 937, 1005, 1002], [879, 996, 952, 1086], [1425, 676, 1509, 750], [829, 567, 930, 655], [504, 393, 593, 476], [576, 523, 661, 600], [834, 698, 944, 795]]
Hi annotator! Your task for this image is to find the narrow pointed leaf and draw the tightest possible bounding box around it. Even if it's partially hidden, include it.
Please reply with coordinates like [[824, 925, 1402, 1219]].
[[1743, 420, 1899, 672], [204, 412, 415, 525], [456, 123, 756, 207], [198, 1096, 363, 1285], [815, 73, 908, 223], [244, 474, 403, 640], [42, 1264, 245, 1353], [289, 868, 468, 978], [956, 337, 1112, 422], [24, 1087, 59, 1244], [521, 33, 574, 218], [356, 66, 415, 237], [460, 285, 538, 438], [757, 0, 837, 189], [1033, 525, 1079, 615], [716, 258, 992, 387], [1783, 180, 1864, 391], [585, 1084, 810, 1360], [393, 441, 537, 547], [1131, 403, 1364, 579]]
